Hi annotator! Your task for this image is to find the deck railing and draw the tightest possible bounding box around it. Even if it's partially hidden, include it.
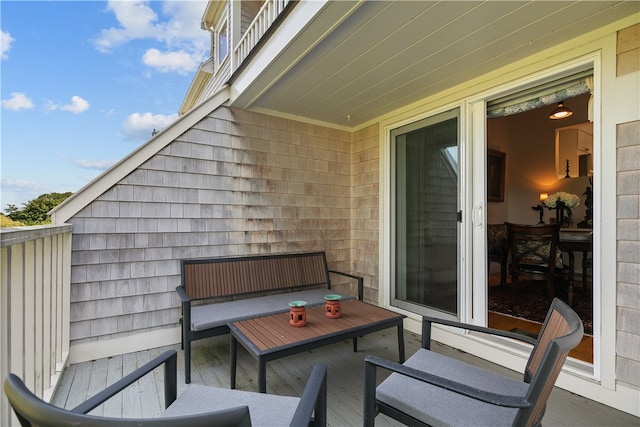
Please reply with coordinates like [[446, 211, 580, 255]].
[[1, 225, 72, 426], [234, 0, 291, 67]]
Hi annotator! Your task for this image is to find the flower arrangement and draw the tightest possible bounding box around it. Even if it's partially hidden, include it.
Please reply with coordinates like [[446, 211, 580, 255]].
[[543, 192, 580, 226], [542, 192, 580, 209]]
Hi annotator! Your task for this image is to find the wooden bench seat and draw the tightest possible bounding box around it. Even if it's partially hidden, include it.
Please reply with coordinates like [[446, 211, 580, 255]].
[[176, 251, 363, 383]]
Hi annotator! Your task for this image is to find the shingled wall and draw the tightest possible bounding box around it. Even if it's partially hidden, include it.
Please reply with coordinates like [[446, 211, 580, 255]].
[[67, 107, 357, 346]]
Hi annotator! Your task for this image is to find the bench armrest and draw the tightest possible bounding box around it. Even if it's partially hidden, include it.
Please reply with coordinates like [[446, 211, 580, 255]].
[[72, 350, 178, 414], [421, 316, 537, 349], [364, 355, 531, 409], [328, 270, 364, 300], [175, 285, 191, 302]]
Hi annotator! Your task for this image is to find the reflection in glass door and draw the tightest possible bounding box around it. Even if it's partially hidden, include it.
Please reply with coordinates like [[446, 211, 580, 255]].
[[392, 109, 459, 316]]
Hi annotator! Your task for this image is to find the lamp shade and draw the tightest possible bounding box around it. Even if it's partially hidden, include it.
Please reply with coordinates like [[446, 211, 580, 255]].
[[549, 101, 573, 119]]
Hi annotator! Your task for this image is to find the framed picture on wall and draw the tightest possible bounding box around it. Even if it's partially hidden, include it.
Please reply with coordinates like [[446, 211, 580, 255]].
[[487, 149, 505, 202]]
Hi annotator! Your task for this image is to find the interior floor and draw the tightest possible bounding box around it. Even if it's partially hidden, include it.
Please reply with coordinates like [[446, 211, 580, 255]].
[[488, 273, 593, 364]]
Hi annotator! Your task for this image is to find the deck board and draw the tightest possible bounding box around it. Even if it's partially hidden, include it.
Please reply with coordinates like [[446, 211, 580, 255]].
[[52, 330, 638, 426]]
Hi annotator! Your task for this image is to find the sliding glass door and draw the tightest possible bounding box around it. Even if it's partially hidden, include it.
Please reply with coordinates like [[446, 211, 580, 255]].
[[391, 109, 460, 316]]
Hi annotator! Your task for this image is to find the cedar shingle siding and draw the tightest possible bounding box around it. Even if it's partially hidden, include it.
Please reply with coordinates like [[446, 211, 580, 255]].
[[68, 107, 356, 345]]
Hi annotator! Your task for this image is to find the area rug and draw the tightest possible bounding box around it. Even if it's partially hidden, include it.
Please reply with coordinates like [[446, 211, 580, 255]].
[[488, 283, 593, 336]]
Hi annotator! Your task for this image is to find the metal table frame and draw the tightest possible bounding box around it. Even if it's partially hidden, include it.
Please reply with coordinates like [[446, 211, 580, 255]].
[[229, 300, 406, 393]]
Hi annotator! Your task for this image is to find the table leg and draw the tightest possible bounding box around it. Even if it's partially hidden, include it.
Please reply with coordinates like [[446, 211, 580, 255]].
[[352, 337, 358, 353], [258, 358, 267, 393], [567, 251, 576, 292], [230, 335, 237, 389], [582, 251, 589, 293], [397, 324, 405, 363]]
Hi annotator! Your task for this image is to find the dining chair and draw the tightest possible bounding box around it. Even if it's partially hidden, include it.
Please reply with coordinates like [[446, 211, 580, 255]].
[[505, 222, 572, 307], [4, 350, 327, 427], [363, 298, 584, 427], [488, 223, 509, 286]]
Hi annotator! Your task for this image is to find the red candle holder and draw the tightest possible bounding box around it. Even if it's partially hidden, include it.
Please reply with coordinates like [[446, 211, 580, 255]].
[[288, 301, 307, 327], [324, 294, 342, 319]]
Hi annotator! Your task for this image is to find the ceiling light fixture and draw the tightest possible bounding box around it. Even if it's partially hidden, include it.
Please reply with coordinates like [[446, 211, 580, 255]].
[[549, 101, 573, 120]]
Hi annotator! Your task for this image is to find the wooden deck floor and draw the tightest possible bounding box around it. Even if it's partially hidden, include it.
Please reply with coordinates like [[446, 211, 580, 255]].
[[52, 330, 638, 426]]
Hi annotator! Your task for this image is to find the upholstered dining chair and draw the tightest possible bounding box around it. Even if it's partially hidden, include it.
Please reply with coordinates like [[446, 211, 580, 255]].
[[4, 350, 327, 427], [505, 222, 572, 307], [363, 298, 583, 427]]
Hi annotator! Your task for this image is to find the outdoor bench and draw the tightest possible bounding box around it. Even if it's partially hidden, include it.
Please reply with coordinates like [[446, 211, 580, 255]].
[[176, 251, 363, 383]]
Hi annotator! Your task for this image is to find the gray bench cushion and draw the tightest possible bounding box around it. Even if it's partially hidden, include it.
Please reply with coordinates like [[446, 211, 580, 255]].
[[162, 384, 300, 427], [191, 288, 355, 331], [376, 348, 529, 427]]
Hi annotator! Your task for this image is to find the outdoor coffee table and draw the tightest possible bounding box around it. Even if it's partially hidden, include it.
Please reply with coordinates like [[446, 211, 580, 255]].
[[229, 299, 406, 393]]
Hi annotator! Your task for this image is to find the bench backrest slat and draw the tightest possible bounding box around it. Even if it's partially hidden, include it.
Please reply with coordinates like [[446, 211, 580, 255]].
[[182, 252, 330, 300]]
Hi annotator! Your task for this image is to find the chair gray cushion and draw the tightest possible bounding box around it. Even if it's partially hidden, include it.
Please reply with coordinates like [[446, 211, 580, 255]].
[[161, 384, 301, 427], [191, 288, 355, 331], [376, 348, 529, 427]]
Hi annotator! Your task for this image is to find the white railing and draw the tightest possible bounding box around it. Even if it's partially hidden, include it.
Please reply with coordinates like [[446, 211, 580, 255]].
[[234, 0, 291, 67], [1, 225, 72, 426]]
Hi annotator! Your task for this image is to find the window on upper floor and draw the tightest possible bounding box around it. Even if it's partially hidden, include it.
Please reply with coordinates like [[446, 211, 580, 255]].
[[216, 19, 228, 66]]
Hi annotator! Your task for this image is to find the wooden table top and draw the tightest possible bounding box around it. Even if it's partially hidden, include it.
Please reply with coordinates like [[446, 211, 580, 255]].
[[231, 300, 404, 352]]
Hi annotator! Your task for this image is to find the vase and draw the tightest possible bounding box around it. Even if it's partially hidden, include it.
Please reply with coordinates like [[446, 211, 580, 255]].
[[289, 301, 307, 327], [324, 294, 342, 319], [556, 207, 563, 226], [556, 202, 567, 227]]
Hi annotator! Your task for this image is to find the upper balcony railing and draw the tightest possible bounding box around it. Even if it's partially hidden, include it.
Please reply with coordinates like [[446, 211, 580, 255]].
[[1, 225, 72, 426], [234, 0, 291, 68]]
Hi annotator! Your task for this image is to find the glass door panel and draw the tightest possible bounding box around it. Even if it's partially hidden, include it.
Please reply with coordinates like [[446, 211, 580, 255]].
[[392, 109, 459, 316]]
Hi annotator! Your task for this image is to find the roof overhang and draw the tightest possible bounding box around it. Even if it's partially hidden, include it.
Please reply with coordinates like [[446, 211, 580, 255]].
[[228, 0, 639, 128]]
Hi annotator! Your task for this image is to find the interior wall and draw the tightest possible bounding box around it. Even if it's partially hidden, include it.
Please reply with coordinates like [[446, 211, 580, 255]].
[[487, 93, 592, 226]]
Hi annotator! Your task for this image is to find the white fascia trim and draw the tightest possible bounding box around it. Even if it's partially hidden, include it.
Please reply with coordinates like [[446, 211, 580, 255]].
[[51, 86, 230, 224], [68, 327, 181, 365]]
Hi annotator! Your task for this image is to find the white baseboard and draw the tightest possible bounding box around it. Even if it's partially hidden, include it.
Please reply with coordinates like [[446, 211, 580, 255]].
[[69, 327, 181, 365]]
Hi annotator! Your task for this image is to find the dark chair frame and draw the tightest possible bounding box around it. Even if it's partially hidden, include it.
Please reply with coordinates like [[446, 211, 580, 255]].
[[364, 298, 584, 427], [506, 222, 572, 306], [488, 223, 509, 286], [4, 350, 327, 427]]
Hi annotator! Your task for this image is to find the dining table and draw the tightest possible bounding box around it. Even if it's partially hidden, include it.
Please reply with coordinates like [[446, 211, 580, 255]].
[[559, 228, 593, 293]]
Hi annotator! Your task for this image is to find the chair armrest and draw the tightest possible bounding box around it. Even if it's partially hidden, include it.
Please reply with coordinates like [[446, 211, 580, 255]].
[[175, 285, 191, 302], [328, 270, 364, 300], [72, 350, 178, 414], [289, 364, 327, 427], [364, 355, 530, 409], [421, 316, 537, 349]]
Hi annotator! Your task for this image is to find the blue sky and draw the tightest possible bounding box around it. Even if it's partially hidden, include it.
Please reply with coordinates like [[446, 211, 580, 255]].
[[1, 0, 209, 210]]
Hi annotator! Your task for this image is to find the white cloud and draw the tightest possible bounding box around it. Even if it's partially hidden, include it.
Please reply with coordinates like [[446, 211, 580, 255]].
[[1, 92, 34, 111], [93, 1, 208, 74], [1, 178, 50, 192], [123, 111, 178, 141], [1, 29, 14, 60], [45, 96, 90, 114], [61, 96, 90, 114], [1, 179, 53, 207], [142, 48, 199, 74], [93, 1, 158, 52], [72, 159, 116, 171]]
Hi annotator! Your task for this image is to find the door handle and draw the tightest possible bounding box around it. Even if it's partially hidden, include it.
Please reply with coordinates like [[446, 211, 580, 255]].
[[473, 205, 483, 227]]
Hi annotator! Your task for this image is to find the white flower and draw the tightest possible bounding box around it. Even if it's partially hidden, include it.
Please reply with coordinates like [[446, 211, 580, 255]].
[[543, 192, 581, 209]]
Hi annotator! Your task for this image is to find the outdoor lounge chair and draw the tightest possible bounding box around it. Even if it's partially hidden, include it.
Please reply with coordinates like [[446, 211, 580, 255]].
[[4, 350, 327, 427], [363, 298, 583, 427]]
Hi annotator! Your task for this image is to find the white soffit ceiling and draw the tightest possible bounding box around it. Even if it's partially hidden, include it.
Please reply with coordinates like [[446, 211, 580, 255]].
[[231, 0, 639, 127]]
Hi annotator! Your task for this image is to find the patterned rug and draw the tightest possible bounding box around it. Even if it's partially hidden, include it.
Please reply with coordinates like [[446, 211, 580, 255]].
[[488, 282, 593, 336]]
